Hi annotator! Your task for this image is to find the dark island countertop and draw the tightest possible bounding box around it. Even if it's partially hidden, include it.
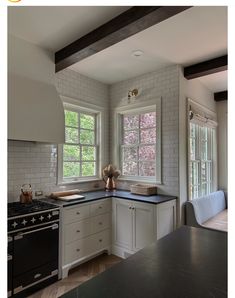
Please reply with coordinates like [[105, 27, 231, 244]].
[[59, 226, 227, 298], [42, 190, 177, 207]]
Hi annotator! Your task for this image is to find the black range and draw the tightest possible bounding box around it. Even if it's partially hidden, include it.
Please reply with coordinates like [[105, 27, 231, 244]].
[[8, 200, 60, 298], [8, 200, 60, 232]]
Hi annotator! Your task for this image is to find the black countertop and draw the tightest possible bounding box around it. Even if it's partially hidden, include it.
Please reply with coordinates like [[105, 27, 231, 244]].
[[59, 226, 227, 298], [42, 190, 176, 207]]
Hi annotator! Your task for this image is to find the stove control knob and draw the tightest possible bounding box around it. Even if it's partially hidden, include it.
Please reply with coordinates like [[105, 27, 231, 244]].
[[47, 214, 52, 219], [39, 215, 44, 221], [31, 217, 36, 223], [12, 221, 18, 228], [22, 219, 27, 226]]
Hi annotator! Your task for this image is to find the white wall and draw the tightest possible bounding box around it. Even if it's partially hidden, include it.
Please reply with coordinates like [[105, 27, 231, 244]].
[[179, 67, 216, 223], [216, 101, 227, 191]]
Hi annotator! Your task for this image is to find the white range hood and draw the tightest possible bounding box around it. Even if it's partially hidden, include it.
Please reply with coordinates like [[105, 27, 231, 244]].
[[8, 35, 65, 143]]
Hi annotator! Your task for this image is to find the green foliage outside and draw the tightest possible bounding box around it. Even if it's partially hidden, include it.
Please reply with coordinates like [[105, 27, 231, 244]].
[[82, 162, 95, 176], [63, 162, 80, 177], [65, 110, 78, 127], [82, 146, 95, 160], [63, 110, 96, 178], [64, 145, 80, 160], [80, 130, 94, 145], [65, 127, 78, 143], [80, 114, 95, 129]]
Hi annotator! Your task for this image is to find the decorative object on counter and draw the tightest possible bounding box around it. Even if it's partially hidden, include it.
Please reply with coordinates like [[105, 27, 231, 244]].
[[50, 189, 81, 197], [130, 184, 157, 196], [20, 184, 33, 203], [102, 164, 121, 191], [49, 189, 84, 201]]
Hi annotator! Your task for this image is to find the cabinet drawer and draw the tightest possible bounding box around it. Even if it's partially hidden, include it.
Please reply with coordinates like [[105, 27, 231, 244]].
[[64, 230, 110, 264], [91, 213, 110, 234], [90, 200, 111, 217], [65, 238, 91, 264], [65, 219, 91, 244], [64, 205, 90, 224], [90, 230, 110, 252]]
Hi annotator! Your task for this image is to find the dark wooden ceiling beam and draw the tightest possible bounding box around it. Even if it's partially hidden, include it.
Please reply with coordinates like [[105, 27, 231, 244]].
[[184, 55, 227, 80], [214, 90, 227, 101], [55, 6, 192, 72]]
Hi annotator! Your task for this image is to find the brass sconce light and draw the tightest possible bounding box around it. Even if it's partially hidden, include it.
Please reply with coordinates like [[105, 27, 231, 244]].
[[128, 88, 139, 103]]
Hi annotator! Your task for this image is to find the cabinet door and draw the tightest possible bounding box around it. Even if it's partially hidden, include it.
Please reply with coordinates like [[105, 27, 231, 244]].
[[156, 200, 176, 240], [112, 198, 132, 250], [132, 201, 155, 252]]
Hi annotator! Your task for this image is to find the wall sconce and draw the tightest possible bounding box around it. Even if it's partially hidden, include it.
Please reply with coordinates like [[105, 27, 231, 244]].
[[128, 88, 139, 103]]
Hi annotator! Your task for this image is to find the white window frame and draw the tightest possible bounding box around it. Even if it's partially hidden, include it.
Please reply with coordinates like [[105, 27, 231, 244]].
[[57, 96, 105, 185], [113, 98, 162, 184], [187, 98, 217, 199]]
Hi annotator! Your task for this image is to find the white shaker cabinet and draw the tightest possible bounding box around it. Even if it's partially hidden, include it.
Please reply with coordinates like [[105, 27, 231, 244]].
[[112, 199, 133, 250], [61, 199, 111, 278], [112, 197, 176, 258], [132, 201, 155, 252], [156, 200, 176, 239]]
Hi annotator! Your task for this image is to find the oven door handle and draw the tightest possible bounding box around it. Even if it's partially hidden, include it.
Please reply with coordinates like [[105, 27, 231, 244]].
[[15, 223, 59, 240]]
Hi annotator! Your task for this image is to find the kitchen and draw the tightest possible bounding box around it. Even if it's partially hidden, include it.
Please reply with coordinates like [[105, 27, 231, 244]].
[[4, 5, 228, 298]]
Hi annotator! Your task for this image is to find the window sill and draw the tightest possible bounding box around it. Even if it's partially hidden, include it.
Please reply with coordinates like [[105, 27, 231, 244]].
[[57, 178, 102, 186], [118, 177, 162, 185]]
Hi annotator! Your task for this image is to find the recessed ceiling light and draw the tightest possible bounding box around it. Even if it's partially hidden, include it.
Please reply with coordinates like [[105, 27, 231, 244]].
[[132, 50, 144, 57]]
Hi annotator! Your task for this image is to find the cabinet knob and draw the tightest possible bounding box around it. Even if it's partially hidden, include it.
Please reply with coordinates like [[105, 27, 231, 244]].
[[99, 222, 102, 225], [99, 239, 103, 242], [129, 206, 131, 209], [132, 207, 135, 210], [76, 212, 80, 215], [99, 206, 102, 209], [76, 248, 80, 252], [76, 230, 80, 233]]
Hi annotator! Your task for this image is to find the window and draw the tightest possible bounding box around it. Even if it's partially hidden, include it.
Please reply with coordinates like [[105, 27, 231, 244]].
[[114, 100, 161, 183], [189, 123, 214, 199], [187, 98, 218, 200], [63, 109, 97, 178], [58, 104, 100, 183], [121, 111, 156, 177]]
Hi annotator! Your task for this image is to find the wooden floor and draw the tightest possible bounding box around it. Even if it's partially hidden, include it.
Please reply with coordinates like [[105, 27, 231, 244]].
[[28, 254, 122, 298]]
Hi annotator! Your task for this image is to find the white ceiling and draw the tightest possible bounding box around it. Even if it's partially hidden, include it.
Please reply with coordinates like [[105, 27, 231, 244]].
[[8, 6, 130, 52], [198, 70, 227, 93], [8, 6, 227, 92]]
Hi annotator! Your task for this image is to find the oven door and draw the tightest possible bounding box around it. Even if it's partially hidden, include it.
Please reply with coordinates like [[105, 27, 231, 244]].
[[13, 223, 59, 293], [8, 236, 13, 297], [8, 254, 13, 297]]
